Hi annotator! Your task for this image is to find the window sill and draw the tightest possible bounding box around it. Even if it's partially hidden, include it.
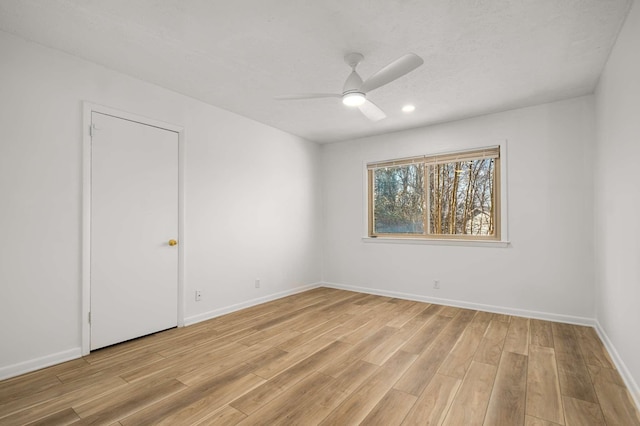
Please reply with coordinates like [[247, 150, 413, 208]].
[[361, 237, 510, 248]]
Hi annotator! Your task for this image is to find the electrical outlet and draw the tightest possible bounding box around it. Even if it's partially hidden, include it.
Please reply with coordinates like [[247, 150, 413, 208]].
[[255, 279, 260, 288], [433, 280, 440, 290], [195, 290, 202, 301]]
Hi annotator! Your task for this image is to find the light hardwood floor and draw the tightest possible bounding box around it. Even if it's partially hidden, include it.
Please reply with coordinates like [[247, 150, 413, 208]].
[[1, 288, 639, 425]]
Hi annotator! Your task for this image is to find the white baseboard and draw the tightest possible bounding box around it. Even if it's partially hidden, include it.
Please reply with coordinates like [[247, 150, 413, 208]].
[[184, 282, 323, 326], [0, 347, 82, 381], [321, 281, 595, 326], [594, 321, 640, 411]]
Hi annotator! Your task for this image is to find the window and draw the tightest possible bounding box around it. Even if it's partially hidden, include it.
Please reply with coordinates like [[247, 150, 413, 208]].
[[368, 146, 500, 240]]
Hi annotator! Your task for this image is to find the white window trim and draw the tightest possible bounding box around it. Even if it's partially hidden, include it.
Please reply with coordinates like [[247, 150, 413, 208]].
[[362, 140, 510, 247]]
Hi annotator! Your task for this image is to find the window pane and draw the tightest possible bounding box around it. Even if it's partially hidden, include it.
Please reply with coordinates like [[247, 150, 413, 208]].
[[428, 158, 495, 235], [373, 164, 424, 234]]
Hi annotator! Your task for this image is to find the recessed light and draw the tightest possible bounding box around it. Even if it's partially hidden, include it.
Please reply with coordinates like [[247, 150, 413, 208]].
[[402, 104, 416, 113]]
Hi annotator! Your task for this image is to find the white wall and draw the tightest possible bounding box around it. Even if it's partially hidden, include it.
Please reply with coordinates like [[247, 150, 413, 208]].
[[321, 96, 596, 321], [0, 31, 322, 377], [594, 0, 640, 402]]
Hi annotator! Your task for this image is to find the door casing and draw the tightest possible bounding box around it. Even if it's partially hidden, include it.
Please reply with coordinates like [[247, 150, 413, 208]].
[[82, 102, 185, 355]]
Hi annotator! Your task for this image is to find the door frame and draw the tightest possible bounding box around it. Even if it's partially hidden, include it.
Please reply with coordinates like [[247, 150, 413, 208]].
[[81, 102, 186, 355]]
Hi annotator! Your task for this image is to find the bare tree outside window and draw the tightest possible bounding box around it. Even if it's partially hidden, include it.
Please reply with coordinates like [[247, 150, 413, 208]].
[[368, 147, 500, 240], [373, 164, 424, 234]]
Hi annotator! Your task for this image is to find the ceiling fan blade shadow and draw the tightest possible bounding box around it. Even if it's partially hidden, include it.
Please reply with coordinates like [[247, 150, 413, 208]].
[[274, 93, 341, 100], [358, 99, 387, 121], [360, 53, 424, 93]]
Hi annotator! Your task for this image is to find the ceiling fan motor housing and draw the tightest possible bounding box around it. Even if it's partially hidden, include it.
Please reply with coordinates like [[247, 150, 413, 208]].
[[343, 70, 364, 94]]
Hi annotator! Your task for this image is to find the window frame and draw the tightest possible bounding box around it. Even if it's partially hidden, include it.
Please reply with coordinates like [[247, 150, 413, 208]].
[[366, 145, 503, 242]]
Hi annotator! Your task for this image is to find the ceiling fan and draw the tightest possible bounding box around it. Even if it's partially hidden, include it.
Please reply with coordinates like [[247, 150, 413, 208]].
[[275, 52, 424, 122]]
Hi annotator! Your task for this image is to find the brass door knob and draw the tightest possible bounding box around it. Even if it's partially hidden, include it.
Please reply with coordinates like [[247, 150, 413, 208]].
[[168, 239, 178, 246]]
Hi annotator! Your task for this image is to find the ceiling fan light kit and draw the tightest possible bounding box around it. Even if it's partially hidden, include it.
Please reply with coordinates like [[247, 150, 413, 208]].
[[277, 52, 423, 122], [342, 92, 366, 106]]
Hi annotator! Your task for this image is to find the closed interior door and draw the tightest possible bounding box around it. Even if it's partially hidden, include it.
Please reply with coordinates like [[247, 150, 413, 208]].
[[90, 112, 178, 350]]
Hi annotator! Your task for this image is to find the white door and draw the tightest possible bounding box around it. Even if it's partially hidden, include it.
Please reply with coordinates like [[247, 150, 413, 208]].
[[90, 112, 178, 350]]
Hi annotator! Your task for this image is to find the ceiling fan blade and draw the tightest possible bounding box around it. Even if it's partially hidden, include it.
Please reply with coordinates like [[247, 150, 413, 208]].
[[360, 53, 424, 93], [274, 93, 341, 100], [358, 99, 387, 122]]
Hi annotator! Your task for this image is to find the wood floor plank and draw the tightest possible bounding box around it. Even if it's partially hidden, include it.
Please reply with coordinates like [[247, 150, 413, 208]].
[[470, 311, 494, 329], [386, 301, 431, 328], [149, 374, 265, 426], [0, 371, 62, 404], [438, 319, 488, 379], [484, 351, 527, 425], [393, 316, 431, 342], [253, 336, 334, 380], [360, 388, 417, 425], [120, 339, 246, 383], [394, 329, 460, 396], [588, 365, 640, 425], [0, 373, 125, 418], [197, 405, 247, 425], [119, 363, 262, 426], [56, 351, 166, 384], [439, 306, 462, 318], [530, 319, 554, 348], [474, 320, 509, 366], [24, 407, 80, 426], [355, 294, 392, 306], [573, 325, 615, 369], [441, 361, 497, 426], [0, 376, 128, 425], [551, 322, 598, 403], [175, 343, 270, 386], [338, 315, 390, 345], [492, 313, 511, 323], [525, 416, 562, 425], [362, 335, 406, 365], [249, 329, 302, 348], [556, 351, 598, 403], [319, 350, 417, 425], [402, 373, 461, 425], [275, 315, 346, 352], [236, 371, 334, 425], [73, 379, 186, 425], [319, 311, 376, 341], [442, 309, 477, 337], [139, 328, 222, 359], [526, 345, 564, 425], [586, 364, 626, 387], [258, 359, 377, 425], [402, 315, 451, 354], [243, 347, 289, 371], [562, 395, 605, 425], [319, 326, 397, 378], [288, 310, 332, 333], [252, 301, 328, 332], [317, 292, 368, 314], [229, 340, 351, 415], [503, 316, 530, 355], [1, 289, 637, 426]]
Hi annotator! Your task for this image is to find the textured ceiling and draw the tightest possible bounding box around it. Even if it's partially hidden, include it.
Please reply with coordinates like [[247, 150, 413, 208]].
[[0, 0, 632, 143]]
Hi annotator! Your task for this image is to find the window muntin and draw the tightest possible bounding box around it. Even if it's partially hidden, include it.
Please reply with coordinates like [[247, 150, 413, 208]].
[[368, 147, 500, 240]]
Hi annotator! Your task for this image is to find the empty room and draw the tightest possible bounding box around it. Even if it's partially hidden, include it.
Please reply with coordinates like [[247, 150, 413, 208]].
[[1, 0, 639, 425]]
